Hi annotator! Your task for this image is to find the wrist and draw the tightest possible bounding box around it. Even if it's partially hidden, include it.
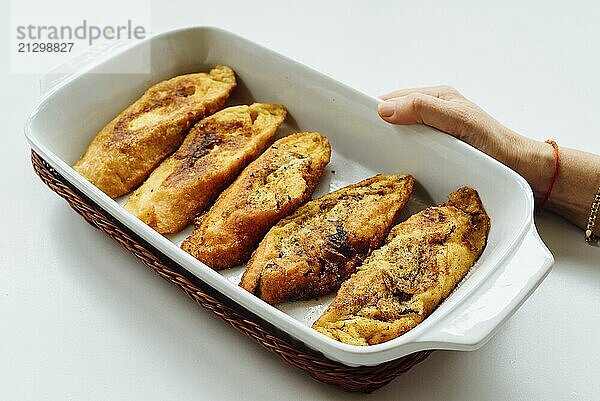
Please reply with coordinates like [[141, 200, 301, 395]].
[[501, 133, 555, 202]]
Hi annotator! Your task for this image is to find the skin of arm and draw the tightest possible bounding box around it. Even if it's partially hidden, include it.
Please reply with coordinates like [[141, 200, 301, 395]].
[[377, 86, 600, 236]]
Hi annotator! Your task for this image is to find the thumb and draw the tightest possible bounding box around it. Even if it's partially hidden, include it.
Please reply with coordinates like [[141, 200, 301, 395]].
[[378, 93, 460, 133]]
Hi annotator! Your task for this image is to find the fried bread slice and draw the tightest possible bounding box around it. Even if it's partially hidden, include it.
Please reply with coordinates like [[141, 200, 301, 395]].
[[240, 174, 414, 304], [124, 103, 287, 233], [181, 132, 331, 269], [312, 187, 490, 346], [73, 66, 236, 197]]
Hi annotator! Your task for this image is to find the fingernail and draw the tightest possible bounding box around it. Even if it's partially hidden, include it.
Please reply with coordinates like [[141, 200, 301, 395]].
[[378, 100, 395, 117]]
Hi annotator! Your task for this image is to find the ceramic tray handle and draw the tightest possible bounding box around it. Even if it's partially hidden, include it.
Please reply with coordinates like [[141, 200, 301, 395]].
[[39, 38, 135, 96], [413, 226, 553, 349]]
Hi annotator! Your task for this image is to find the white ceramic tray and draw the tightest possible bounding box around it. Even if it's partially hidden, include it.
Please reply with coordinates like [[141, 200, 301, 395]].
[[25, 26, 554, 367]]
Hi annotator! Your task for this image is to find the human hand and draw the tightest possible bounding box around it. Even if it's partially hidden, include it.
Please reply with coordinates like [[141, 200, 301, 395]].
[[377, 85, 516, 157], [377, 86, 600, 237], [377, 86, 555, 205]]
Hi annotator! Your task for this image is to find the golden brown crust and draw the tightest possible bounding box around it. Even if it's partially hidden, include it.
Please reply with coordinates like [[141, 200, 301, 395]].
[[312, 187, 490, 346], [239, 174, 415, 304], [181, 132, 331, 269], [124, 103, 287, 234], [73, 66, 236, 198]]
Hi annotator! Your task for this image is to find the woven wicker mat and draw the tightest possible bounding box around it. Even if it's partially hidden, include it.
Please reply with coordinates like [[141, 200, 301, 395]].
[[31, 150, 432, 393]]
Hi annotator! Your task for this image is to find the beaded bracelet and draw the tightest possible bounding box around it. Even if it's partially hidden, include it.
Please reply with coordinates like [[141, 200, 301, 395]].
[[585, 186, 600, 245]]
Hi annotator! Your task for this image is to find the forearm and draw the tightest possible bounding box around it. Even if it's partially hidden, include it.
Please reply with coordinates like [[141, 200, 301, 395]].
[[487, 127, 600, 234]]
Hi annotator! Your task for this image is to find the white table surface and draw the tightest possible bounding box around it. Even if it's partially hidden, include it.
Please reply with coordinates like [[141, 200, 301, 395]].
[[2, 1, 599, 400]]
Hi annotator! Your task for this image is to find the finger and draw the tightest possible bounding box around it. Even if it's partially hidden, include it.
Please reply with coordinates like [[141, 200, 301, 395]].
[[377, 93, 465, 134], [379, 85, 460, 101]]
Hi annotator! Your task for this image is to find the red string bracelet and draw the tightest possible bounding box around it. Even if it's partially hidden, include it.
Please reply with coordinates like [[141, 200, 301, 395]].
[[538, 139, 559, 209]]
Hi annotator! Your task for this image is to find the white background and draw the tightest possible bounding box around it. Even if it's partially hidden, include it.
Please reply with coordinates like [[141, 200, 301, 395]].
[[1, 1, 599, 400]]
